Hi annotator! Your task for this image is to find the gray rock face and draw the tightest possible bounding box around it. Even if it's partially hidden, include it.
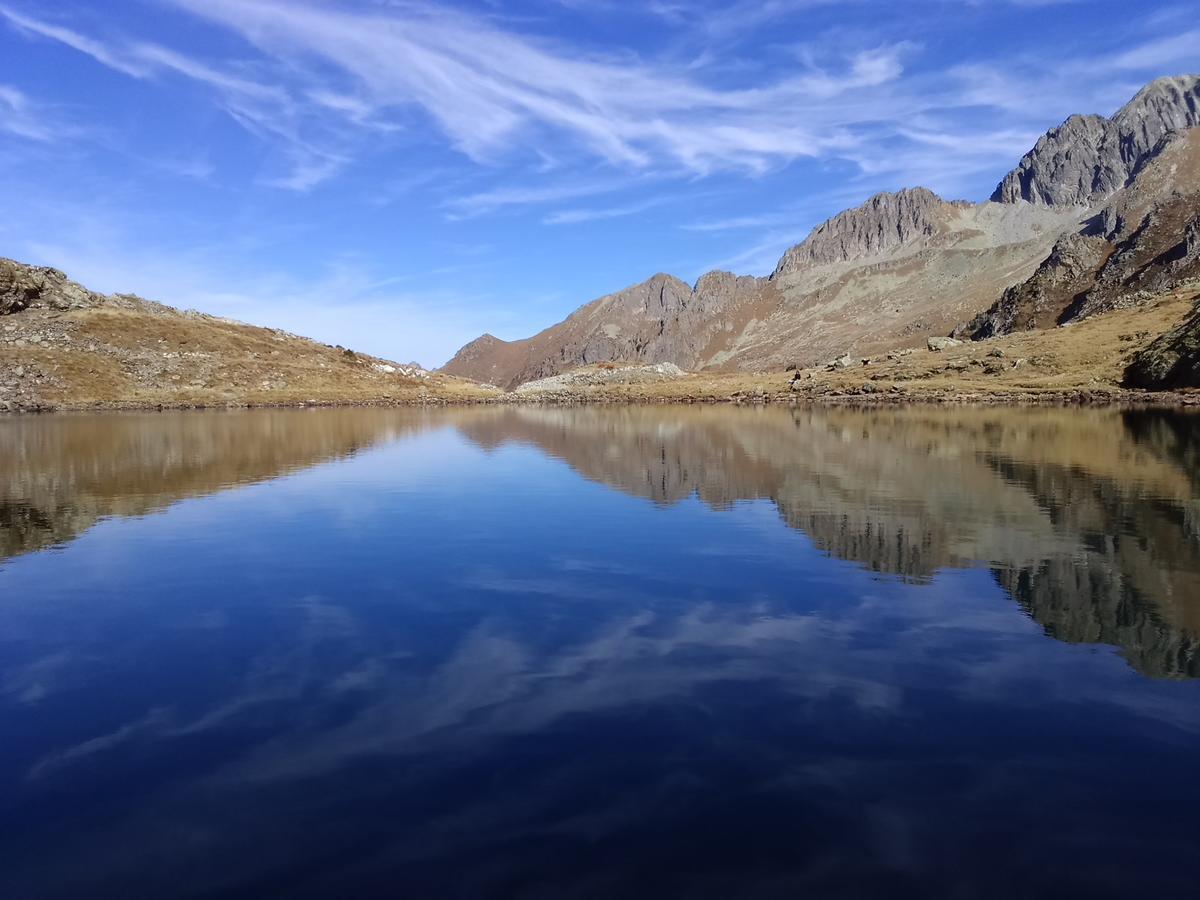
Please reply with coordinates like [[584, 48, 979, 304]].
[[992, 75, 1200, 206], [774, 188, 958, 276], [1, 258, 102, 315], [1067, 205, 1200, 321]]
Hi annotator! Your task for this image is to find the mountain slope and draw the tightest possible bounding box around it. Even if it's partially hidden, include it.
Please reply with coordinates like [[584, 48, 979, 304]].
[[443, 191, 1075, 386], [0, 258, 490, 411], [444, 75, 1200, 389]]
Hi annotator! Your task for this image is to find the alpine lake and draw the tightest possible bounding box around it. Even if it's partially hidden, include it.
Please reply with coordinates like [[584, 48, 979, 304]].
[[2, 405, 1199, 899]]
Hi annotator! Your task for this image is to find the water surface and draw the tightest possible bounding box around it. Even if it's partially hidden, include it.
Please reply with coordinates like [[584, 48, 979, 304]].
[[2, 405, 1199, 898]]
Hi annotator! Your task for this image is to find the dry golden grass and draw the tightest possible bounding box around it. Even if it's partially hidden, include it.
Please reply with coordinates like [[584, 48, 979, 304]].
[[1, 305, 498, 410]]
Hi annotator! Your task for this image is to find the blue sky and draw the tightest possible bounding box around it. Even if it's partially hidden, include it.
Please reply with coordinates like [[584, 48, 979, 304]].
[[1, 0, 1196, 366]]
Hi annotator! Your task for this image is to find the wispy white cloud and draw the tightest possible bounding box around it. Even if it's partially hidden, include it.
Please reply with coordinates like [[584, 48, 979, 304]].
[[153, 0, 900, 177], [442, 179, 627, 219], [682, 213, 798, 233], [9, 0, 1188, 208], [0, 84, 58, 141], [1111, 30, 1200, 70], [0, 4, 342, 190], [0, 4, 149, 77], [543, 196, 676, 225]]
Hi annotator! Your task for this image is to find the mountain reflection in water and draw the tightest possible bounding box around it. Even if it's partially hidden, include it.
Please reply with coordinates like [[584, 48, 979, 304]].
[[1, 405, 1199, 898], [7, 405, 1193, 677], [458, 405, 1200, 678]]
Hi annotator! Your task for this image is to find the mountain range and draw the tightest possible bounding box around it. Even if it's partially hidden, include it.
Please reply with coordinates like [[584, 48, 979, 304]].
[[441, 75, 1200, 388]]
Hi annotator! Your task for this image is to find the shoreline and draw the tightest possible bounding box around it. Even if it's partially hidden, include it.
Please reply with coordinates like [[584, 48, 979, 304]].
[[6, 286, 1199, 416], [4, 385, 1199, 416]]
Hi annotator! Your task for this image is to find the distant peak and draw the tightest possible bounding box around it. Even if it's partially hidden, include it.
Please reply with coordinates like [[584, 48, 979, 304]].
[[693, 269, 736, 289], [772, 186, 955, 277], [875, 186, 942, 202]]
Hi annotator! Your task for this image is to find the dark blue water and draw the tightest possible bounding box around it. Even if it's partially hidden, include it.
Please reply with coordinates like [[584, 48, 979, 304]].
[[2, 406, 1199, 898]]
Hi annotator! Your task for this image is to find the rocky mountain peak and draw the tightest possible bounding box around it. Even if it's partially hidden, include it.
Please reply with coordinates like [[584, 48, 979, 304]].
[[1116, 74, 1200, 131], [453, 333, 508, 353], [992, 73, 1200, 206], [772, 187, 955, 278], [596, 272, 693, 316]]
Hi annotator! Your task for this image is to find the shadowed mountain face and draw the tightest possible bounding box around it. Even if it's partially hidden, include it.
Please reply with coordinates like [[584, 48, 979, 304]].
[[456, 405, 1200, 678]]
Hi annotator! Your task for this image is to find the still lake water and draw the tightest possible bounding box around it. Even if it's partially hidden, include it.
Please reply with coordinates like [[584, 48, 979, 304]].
[[1, 405, 1199, 898]]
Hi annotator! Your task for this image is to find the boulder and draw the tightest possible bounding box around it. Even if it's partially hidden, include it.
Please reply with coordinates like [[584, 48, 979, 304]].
[[927, 337, 962, 352]]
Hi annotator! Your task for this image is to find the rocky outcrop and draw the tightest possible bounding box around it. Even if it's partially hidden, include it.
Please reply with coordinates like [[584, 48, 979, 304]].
[[772, 188, 962, 276], [1125, 304, 1200, 389], [1, 257, 102, 315], [513, 362, 686, 397], [440, 333, 524, 388], [1066, 203, 1200, 322], [992, 75, 1200, 206], [927, 336, 963, 351]]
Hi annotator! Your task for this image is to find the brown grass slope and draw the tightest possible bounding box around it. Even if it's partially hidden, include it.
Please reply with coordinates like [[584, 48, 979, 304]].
[[0, 258, 495, 412]]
